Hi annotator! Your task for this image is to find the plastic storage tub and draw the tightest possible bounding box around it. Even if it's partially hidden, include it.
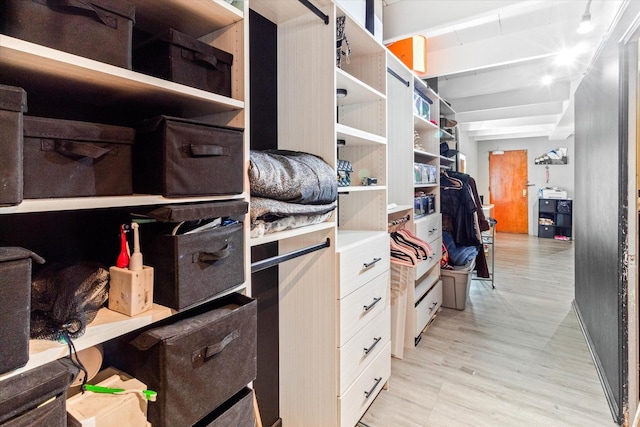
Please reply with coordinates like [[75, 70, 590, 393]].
[[441, 259, 475, 310]]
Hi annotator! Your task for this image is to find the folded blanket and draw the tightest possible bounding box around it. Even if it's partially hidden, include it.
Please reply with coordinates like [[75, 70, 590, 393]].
[[250, 197, 336, 224], [250, 150, 337, 205]]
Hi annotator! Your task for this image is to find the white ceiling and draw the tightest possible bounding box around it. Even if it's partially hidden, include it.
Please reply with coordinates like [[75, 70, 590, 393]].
[[382, 0, 626, 142]]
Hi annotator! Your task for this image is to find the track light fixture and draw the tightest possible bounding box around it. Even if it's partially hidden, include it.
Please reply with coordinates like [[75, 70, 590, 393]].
[[577, 0, 593, 34]]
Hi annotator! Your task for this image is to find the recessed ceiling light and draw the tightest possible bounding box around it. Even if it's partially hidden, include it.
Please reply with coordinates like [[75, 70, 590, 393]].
[[541, 75, 553, 85]]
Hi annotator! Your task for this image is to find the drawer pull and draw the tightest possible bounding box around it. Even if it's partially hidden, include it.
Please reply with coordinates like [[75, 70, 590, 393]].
[[428, 227, 438, 234], [364, 377, 383, 399], [429, 301, 438, 312], [363, 257, 382, 269], [363, 297, 382, 312], [363, 337, 382, 355]]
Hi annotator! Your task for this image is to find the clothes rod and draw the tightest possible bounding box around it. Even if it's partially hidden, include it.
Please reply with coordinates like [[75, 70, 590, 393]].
[[387, 67, 410, 87], [251, 238, 331, 273], [298, 0, 329, 25]]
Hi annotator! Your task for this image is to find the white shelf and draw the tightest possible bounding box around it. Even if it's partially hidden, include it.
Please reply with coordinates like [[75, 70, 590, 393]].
[[250, 222, 335, 246], [414, 149, 439, 159], [338, 185, 387, 193], [336, 123, 386, 146], [133, 0, 243, 38], [336, 68, 386, 106], [250, 0, 330, 25], [388, 205, 414, 215], [0, 194, 247, 214], [337, 5, 385, 57], [414, 183, 438, 189], [0, 35, 244, 118], [414, 213, 440, 225], [440, 128, 455, 140], [440, 156, 456, 163], [414, 114, 438, 131], [0, 304, 174, 382]]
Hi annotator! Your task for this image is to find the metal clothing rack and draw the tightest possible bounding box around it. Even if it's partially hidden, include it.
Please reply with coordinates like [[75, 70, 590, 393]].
[[250, 238, 330, 273], [476, 218, 496, 289]]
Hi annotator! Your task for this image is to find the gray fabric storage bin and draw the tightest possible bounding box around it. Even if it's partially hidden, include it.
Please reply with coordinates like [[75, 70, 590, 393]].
[[22, 116, 135, 198], [133, 116, 243, 197], [143, 200, 248, 310], [0, 84, 27, 206], [0, 358, 79, 426], [1, 0, 135, 69], [0, 247, 44, 375], [197, 387, 255, 427], [111, 293, 257, 427]]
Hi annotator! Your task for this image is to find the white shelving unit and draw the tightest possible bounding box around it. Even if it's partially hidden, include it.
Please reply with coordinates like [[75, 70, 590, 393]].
[[248, 1, 389, 425]]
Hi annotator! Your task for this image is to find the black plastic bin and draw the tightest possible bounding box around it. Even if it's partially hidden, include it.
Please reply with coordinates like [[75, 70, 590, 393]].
[[0, 84, 27, 206]]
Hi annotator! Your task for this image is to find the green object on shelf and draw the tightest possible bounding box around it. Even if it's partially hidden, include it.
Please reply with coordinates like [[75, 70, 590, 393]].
[[84, 383, 157, 402]]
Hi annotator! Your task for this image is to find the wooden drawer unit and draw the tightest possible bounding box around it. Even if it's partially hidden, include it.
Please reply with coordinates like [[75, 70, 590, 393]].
[[338, 306, 390, 395], [406, 280, 442, 347], [415, 213, 441, 242], [338, 271, 389, 346], [337, 232, 390, 298], [338, 342, 391, 427]]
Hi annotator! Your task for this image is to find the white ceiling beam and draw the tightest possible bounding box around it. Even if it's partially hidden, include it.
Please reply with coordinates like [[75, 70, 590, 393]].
[[463, 115, 561, 131], [473, 130, 554, 141], [467, 124, 555, 137], [451, 83, 570, 112], [455, 102, 564, 123]]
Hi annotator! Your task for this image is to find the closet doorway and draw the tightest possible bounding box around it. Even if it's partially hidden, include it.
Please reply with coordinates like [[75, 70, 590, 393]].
[[488, 149, 528, 233]]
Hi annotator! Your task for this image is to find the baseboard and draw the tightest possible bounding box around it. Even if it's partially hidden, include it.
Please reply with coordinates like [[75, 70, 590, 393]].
[[572, 300, 621, 424], [270, 419, 282, 427]]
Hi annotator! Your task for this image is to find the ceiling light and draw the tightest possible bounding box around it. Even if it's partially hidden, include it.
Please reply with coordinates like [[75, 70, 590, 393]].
[[577, 0, 593, 34], [492, 150, 504, 155], [541, 75, 553, 85]]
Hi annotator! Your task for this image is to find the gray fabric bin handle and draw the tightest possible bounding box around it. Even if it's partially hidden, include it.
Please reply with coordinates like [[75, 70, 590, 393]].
[[192, 330, 239, 366], [189, 144, 230, 157], [46, 139, 112, 159], [44, 0, 118, 28], [194, 244, 231, 264], [180, 49, 220, 70]]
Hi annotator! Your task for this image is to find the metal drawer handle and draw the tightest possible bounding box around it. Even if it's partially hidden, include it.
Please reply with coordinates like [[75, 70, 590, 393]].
[[364, 377, 383, 399], [363, 297, 382, 312], [363, 337, 382, 355], [363, 257, 382, 269], [428, 227, 438, 234], [429, 301, 438, 312]]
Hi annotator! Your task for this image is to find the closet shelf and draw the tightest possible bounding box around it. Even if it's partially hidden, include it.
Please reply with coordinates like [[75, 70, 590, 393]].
[[336, 68, 386, 106], [338, 185, 387, 193], [440, 156, 456, 163], [250, 221, 335, 247], [0, 194, 247, 214], [414, 149, 439, 159], [414, 114, 438, 131], [132, 0, 243, 38], [414, 183, 438, 189], [337, 123, 386, 146], [250, 0, 330, 25], [388, 205, 414, 215], [0, 35, 244, 119]]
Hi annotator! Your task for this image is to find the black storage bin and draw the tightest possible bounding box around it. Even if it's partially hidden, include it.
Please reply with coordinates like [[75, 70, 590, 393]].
[[133, 116, 243, 197], [111, 293, 257, 427], [134, 28, 233, 97], [539, 199, 556, 213], [22, 116, 135, 198], [196, 387, 255, 427], [0, 85, 27, 206], [143, 200, 248, 310], [1, 0, 135, 69], [0, 358, 79, 426], [538, 225, 554, 238], [0, 247, 44, 375]]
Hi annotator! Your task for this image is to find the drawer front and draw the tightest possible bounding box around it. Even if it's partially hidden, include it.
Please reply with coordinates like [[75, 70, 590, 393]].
[[416, 235, 441, 280], [415, 214, 441, 242], [538, 225, 555, 238], [338, 307, 390, 395], [539, 199, 556, 213], [414, 280, 442, 337], [338, 234, 390, 298], [339, 271, 389, 346], [338, 342, 391, 427]]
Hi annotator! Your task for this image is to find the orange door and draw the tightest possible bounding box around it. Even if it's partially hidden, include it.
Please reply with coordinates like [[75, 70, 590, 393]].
[[489, 150, 528, 233]]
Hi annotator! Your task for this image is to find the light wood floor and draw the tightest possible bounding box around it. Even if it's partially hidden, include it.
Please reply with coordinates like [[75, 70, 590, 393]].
[[360, 233, 615, 427]]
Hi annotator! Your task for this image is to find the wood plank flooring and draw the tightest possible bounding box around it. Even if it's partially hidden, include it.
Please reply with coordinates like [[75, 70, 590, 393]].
[[360, 233, 615, 427]]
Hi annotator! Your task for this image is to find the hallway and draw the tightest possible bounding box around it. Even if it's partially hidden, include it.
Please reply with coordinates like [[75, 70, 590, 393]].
[[360, 233, 614, 426]]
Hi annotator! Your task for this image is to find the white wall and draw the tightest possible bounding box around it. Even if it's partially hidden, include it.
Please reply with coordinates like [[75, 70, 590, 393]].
[[474, 135, 575, 236]]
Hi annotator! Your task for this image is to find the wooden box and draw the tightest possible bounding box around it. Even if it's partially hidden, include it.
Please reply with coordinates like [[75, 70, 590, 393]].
[[108, 266, 154, 316]]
